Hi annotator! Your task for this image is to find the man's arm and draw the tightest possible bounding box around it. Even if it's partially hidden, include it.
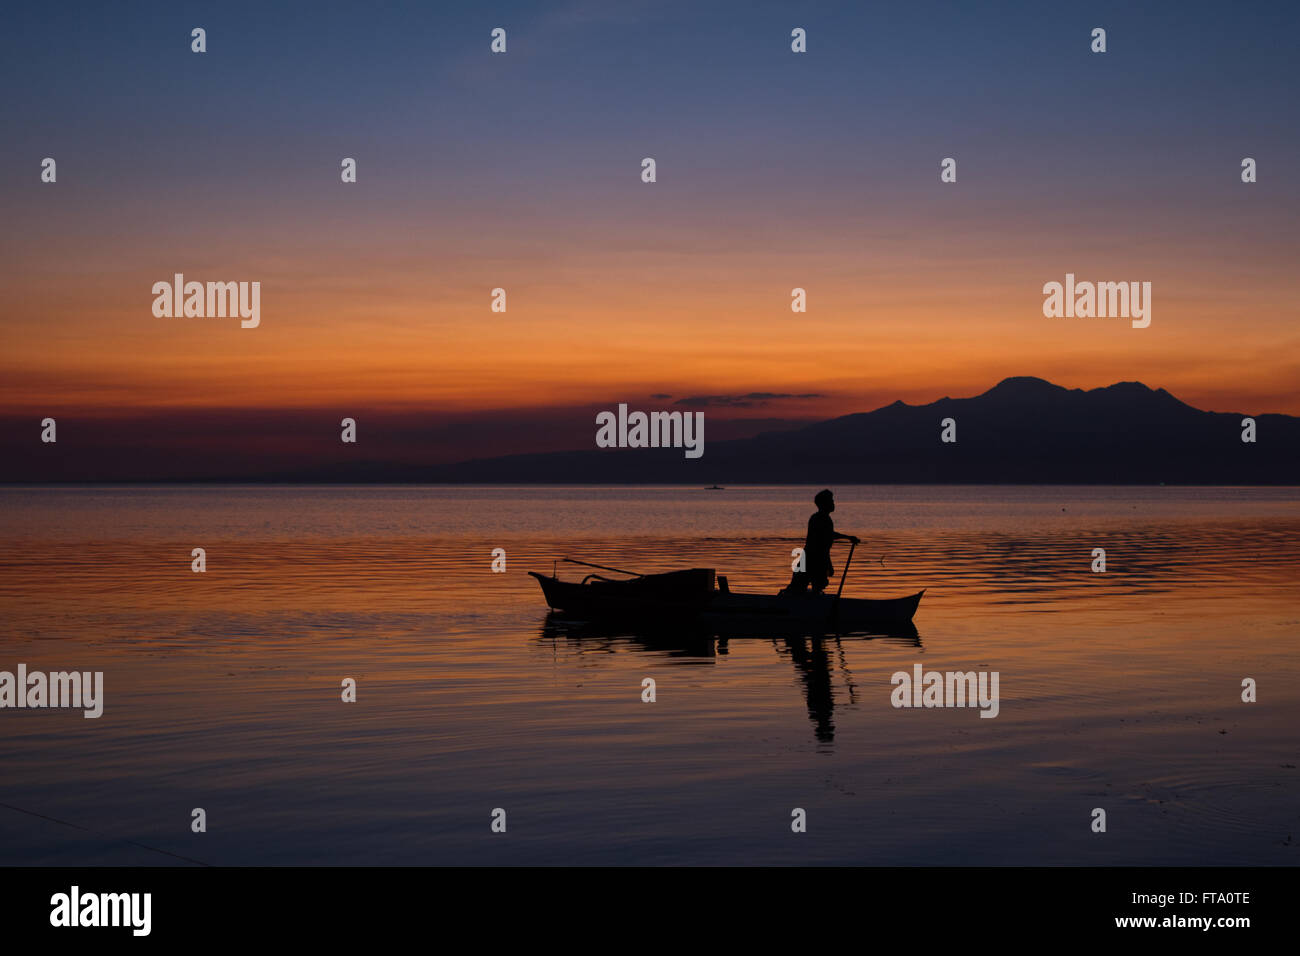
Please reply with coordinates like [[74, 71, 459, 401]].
[[833, 531, 860, 544]]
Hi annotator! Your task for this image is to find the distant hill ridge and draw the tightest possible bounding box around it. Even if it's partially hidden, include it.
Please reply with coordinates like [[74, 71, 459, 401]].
[[422, 377, 1298, 484]]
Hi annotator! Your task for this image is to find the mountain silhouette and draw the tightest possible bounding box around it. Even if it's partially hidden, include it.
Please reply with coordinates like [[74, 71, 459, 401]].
[[423, 377, 1297, 484]]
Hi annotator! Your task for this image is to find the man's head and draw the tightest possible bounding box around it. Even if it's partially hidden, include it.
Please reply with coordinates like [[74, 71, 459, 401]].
[[814, 489, 835, 512]]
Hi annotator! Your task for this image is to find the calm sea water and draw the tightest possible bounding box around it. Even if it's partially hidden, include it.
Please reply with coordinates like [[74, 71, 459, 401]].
[[1, 485, 1297, 865]]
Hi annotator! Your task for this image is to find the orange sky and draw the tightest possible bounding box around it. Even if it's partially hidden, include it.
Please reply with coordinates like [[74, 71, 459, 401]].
[[4, 3, 1298, 424], [4, 210, 1298, 418]]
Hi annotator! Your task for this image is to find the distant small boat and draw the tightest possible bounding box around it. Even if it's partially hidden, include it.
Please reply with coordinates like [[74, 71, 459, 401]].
[[705, 485, 724, 490], [529, 565, 923, 634]]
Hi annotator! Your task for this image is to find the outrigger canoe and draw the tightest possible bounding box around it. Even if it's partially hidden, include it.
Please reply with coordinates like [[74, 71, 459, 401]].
[[529, 564, 923, 634]]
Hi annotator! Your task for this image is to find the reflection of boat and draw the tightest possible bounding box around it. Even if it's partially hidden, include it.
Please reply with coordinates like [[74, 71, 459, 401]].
[[536, 614, 920, 746], [539, 615, 729, 656], [529, 563, 923, 635], [538, 612, 920, 648]]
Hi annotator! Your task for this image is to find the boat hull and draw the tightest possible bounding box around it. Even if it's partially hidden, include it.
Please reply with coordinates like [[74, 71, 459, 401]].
[[529, 572, 923, 634], [702, 589, 923, 631], [529, 570, 715, 620]]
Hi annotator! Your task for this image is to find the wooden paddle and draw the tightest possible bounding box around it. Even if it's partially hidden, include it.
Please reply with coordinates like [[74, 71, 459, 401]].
[[829, 539, 857, 627]]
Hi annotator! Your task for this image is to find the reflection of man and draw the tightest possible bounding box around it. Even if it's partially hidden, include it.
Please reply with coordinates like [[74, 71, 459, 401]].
[[786, 489, 859, 595], [782, 637, 836, 743]]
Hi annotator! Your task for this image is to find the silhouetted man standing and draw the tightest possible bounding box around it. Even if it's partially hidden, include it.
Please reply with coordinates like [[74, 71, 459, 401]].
[[785, 489, 859, 595]]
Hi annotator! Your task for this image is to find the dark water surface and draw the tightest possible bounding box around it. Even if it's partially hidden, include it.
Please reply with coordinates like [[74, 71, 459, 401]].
[[1, 485, 1297, 865]]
